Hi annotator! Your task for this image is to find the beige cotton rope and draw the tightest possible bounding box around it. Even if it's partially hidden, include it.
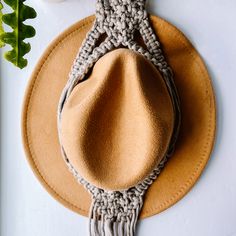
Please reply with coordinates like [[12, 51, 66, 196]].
[[57, 0, 181, 235]]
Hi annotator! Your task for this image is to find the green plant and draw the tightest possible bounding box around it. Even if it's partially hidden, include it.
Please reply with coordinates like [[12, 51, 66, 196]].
[[0, 0, 37, 69], [0, 1, 4, 47]]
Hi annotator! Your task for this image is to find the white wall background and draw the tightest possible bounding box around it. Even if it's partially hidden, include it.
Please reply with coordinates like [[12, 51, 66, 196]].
[[1, 0, 236, 235]]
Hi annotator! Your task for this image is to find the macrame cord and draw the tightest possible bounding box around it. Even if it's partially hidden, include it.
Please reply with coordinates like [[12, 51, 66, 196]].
[[57, 0, 181, 235]]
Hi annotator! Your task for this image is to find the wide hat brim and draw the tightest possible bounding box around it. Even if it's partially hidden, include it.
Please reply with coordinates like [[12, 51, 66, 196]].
[[22, 15, 216, 218]]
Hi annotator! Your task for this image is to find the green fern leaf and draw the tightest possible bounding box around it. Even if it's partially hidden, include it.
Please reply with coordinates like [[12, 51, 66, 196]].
[[0, 0, 36, 69], [0, 1, 4, 47]]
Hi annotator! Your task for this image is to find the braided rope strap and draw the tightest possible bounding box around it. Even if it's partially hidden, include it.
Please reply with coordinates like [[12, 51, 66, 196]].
[[57, 0, 181, 235]]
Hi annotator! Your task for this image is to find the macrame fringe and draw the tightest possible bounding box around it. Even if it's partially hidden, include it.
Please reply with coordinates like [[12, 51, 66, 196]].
[[89, 196, 141, 236], [90, 219, 136, 236]]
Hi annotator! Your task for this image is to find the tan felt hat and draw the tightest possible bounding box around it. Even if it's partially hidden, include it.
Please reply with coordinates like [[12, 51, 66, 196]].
[[60, 48, 175, 191], [22, 6, 216, 235]]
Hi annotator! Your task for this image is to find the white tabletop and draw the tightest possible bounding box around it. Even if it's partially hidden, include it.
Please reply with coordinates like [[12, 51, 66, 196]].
[[1, 1, 236, 235]]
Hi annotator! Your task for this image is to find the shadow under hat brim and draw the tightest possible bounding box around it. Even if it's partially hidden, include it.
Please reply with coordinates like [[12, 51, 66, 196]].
[[22, 15, 216, 219]]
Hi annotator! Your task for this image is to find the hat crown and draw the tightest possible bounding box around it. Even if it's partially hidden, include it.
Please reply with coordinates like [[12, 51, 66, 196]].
[[60, 48, 174, 190]]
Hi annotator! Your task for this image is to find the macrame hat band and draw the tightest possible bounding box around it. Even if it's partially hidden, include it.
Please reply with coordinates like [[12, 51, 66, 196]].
[[57, 0, 180, 235], [22, 0, 216, 235]]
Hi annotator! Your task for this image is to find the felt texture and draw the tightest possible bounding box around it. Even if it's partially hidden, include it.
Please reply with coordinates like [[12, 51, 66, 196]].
[[60, 48, 174, 190], [22, 15, 216, 218]]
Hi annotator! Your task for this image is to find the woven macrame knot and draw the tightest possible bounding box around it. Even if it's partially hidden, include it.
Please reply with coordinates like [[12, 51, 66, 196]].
[[96, 0, 147, 44], [91, 189, 142, 223]]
